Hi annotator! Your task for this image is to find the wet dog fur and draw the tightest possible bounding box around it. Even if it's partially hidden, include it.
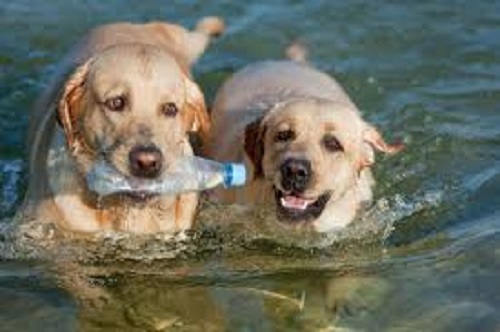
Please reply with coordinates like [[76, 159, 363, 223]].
[[21, 17, 224, 233], [207, 47, 403, 232]]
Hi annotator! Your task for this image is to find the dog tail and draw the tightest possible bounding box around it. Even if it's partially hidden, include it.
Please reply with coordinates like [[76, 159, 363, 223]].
[[185, 17, 225, 66], [285, 42, 309, 64], [196, 16, 225, 38]]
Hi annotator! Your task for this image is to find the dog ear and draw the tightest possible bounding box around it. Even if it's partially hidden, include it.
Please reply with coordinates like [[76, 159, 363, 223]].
[[360, 125, 404, 168], [183, 76, 211, 140], [244, 118, 266, 179], [57, 59, 92, 149]]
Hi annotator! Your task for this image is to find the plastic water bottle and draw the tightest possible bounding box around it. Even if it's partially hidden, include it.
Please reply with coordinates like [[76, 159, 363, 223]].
[[86, 156, 246, 197]]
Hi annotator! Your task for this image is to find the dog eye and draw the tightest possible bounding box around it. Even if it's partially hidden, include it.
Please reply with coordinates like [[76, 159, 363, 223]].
[[275, 130, 295, 143], [161, 102, 178, 117], [104, 96, 126, 112], [323, 135, 343, 152]]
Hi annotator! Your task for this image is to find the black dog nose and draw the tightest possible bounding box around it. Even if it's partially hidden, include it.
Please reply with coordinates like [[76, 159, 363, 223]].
[[129, 145, 163, 178], [280, 158, 311, 192]]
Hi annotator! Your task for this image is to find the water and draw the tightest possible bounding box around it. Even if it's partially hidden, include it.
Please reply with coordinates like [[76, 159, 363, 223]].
[[0, 0, 499, 330]]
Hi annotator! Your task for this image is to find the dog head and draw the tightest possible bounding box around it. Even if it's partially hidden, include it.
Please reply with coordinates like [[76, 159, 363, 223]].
[[57, 43, 210, 201], [244, 99, 403, 228]]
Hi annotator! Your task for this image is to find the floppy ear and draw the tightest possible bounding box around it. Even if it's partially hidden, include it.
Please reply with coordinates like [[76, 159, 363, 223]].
[[183, 77, 211, 140], [360, 125, 404, 168], [244, 118, 266, 179], [57, 59, 92, 149]]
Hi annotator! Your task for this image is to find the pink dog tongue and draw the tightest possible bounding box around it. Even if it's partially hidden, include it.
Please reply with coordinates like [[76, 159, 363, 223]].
[[281, 195, 312, 210]]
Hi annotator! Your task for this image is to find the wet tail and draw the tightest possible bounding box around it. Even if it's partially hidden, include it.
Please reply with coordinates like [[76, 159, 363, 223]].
[[285, 42, 309, 64], [196, 16, 225, 38], [185, 17, 225, 66]]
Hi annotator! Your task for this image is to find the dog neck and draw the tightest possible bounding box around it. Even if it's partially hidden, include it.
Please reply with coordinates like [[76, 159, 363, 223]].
[[46, 129, 196, 233], [312, 169, 374, 232]]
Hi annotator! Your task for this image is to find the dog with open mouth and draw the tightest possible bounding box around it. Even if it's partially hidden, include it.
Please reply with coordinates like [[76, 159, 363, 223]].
[[207, 45, 403, 232], [20, 17, 224, 234]]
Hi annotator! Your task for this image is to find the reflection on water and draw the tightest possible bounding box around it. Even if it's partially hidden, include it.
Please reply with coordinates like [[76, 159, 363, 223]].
[[1, 0, 499, 330], [1, 197, 499, 330]]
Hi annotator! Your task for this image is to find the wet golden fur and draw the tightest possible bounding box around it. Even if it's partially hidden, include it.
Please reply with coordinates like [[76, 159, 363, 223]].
[[207, 57, 402, 232], [21, 17, 224, 233]]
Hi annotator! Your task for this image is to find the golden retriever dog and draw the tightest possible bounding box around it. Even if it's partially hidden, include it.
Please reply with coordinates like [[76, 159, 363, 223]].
[[207, 47, 403, 232], [20, 17, 224, 234]]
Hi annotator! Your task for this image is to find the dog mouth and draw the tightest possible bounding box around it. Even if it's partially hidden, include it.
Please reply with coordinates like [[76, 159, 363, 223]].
[[87, 159, 162, 203], [274, 187, 331, 223], [120, 191, 159, 203]]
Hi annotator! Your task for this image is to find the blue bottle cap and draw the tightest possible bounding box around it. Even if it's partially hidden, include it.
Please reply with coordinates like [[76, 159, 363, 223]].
[[223, 163, 246, 187]]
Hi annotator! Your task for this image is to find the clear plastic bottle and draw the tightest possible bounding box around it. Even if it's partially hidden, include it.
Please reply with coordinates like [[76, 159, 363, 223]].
[[86, 156, 246, 197]]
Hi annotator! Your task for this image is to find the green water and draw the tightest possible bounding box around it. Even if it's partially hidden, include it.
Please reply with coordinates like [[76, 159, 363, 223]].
[[1, 0, 499, 331]]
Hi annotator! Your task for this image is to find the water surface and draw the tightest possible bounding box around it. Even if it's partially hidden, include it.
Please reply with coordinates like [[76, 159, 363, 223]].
[[0, 0, 499, 331]]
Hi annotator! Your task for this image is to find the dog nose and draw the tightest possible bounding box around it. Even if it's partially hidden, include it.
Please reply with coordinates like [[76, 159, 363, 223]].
[[280, 158, 311, 192], [129, 145, 163, 178]]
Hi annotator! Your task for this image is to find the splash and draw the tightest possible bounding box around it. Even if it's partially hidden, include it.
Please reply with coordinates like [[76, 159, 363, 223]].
[[0, 159, 23, 215], [0, 187, 448, 266]]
